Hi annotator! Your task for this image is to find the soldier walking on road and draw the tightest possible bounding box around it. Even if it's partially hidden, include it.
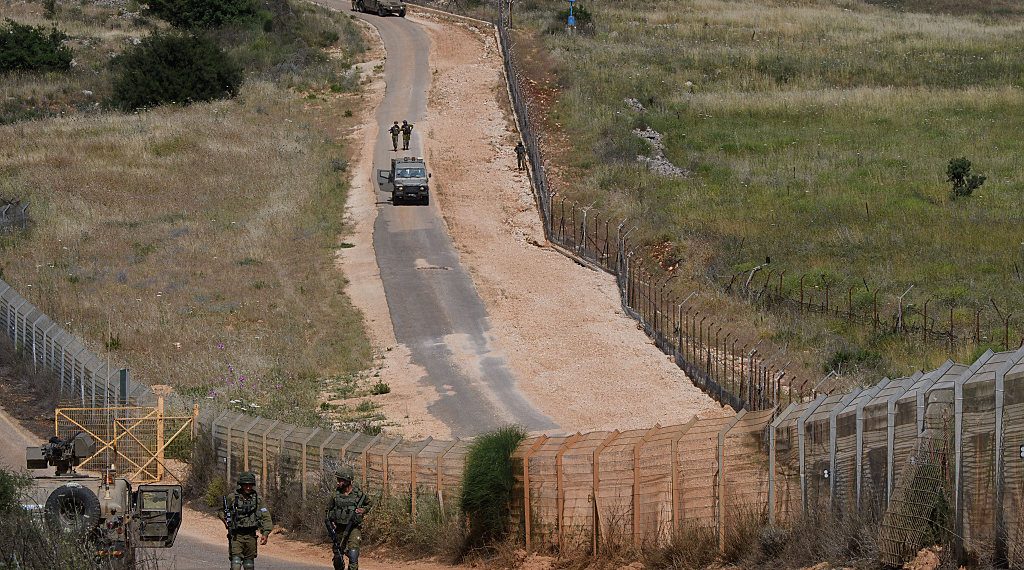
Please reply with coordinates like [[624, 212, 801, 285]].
[[388, 121, 401, 152], [220, 471, 273, 570], [515, 141, 528, 171], [400, 120, 414, 151], [325, 466, 372, 570]]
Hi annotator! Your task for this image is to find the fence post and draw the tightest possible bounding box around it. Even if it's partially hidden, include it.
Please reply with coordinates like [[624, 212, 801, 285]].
[[855, 378, 891, 509], [410, 437, 432, 519], [225, 414, 245, 484], [242, 417, 259, 472], [718, 412, 746, 552], [633, 426, 659, 545], [798, 396, 828, 514], [994, 346, 1024, 562], [301, 429, 322, 501], [769, 404, 797, 524], [381, 436, 403, 495], [592, 431, 620, 557], [339, 431, 360, 464], [261, 420, 281, 486], [362, 433, 383, 486], [523, 436, 548, 551], [829, 389, 862, 509], [556, 434, 582, 551], [319, 432, 338, 474], [436, 439, 459, 512]]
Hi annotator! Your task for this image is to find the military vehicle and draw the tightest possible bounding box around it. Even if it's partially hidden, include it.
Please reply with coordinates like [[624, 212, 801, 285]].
[[22, 433, 183, 565], [378, 156, 431, 205], [352, 0, 406, 17]]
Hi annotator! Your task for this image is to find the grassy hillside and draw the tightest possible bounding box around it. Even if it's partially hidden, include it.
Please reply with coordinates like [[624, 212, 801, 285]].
[[510, 0, 1024, 383], [0, 0, 376, 426]]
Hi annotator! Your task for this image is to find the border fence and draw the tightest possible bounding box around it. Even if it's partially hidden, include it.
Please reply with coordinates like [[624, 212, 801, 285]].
[[0, 276, 154, 407]]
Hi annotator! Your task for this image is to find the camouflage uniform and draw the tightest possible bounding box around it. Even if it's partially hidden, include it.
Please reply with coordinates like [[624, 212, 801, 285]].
[[220, 472, 273, 570], [325, 466, 372, 570], [400, 121, 413, 150], [388, 122, 401, 151], [515, 141, 527, 170]]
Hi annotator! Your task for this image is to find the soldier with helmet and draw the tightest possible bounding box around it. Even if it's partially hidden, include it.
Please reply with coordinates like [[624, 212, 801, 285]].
[[400, 120, 414, 151], [388, 121, 401, 152], [220, 471, 273, 570], [325, 465, 372, 570]]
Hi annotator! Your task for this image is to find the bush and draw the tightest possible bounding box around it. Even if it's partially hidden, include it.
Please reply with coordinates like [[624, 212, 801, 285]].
[[947, 157, 986, 200], [459, 425, 527, 556], [145, 0, 260, 29], [0, 18, 73, 73], [110, 32, 243, 110]]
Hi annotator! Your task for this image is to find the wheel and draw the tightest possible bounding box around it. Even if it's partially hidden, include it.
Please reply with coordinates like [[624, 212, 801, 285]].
[[45, 484, 102, 535], [378, 6, 386, 16], [399, 8, 406, 17], [422, 195, 429, 206]]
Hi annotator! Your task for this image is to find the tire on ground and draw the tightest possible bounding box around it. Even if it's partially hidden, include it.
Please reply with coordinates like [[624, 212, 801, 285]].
[[45, 484, 102, 534]]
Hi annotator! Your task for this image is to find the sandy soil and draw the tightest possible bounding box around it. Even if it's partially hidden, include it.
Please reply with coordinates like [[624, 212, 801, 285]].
[[410, 11, 718, 432]]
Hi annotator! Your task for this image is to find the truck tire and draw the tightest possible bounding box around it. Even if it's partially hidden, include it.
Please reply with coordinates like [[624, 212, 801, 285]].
[[45, 483, 102, 534], [422, 195, 429, 206], [378, 6, 386, 16], [399, 8, 406, 17]]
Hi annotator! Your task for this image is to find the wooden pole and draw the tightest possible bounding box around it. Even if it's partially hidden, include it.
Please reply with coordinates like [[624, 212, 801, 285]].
[[556, 434, 583, 551], [261, 420, 280, 486], [592, 431, 620, 557], [633, 426, 660, 545], [523, 436, 549, 551]]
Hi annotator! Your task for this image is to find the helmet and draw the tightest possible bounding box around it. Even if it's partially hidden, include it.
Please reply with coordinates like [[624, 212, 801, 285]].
[[335, 465, 355, 481], [393, 120, 399, 124], [238, 471, 257, 486], [402, 120, 408, 125]]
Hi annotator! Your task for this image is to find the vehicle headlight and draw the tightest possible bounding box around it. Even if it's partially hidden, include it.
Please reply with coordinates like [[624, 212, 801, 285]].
[[420, 186, 426, 190]]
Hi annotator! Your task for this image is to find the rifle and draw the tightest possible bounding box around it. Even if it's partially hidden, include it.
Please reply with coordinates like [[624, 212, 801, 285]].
[[328, 491, 369, 564], [223, 497, 235, 540]]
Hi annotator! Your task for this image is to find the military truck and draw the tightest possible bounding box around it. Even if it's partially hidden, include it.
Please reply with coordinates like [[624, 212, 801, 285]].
[[352, 0, 406, 17], [378, 156, 431, 205], [22, 433, 183, 565]]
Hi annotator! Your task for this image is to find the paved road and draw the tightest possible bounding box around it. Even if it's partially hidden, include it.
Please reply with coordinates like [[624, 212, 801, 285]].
[[330, 5, 556, 436]]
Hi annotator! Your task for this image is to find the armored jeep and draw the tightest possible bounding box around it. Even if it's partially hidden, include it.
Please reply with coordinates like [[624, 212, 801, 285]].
[[378, 156, 430, 205], [22, 433, 183, 565], [352, 0, 406, 17]]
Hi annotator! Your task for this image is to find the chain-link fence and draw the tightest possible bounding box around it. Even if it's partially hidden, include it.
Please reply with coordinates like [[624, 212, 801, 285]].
[[1, 277, 155, 407]]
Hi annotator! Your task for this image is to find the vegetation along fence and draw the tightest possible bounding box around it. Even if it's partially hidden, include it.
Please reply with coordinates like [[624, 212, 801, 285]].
[[495, 3, 778, 411], [0, 276, 155, 407]]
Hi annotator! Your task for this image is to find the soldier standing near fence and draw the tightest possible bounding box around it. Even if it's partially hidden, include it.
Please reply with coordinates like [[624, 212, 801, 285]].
[[325, 466, 371, 570], [220, 471, 273, 570], [400, 120, 414, 151], [515, 141, 527, 171]]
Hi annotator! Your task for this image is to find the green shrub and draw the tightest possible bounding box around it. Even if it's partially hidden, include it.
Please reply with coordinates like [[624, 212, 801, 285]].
[[459, 425, 527, 555], [145, 0, 260, 29], [947, 157, 986, 200], [110, 32, 243, 110], [0, 18, 73, 73]]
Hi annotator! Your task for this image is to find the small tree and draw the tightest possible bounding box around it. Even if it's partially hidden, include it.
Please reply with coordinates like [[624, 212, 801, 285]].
[[110, 32, 243, 110], [946, 157, 986, 200], [144, 0, 260, 29], [0, 18, 73, 73]]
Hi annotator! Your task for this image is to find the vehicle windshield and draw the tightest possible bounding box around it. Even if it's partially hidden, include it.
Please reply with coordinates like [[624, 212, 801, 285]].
[[395, 168, 426, 179]]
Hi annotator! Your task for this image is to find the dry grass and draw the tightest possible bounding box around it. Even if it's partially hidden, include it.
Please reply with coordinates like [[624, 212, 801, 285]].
[[1, 0, 375, 425]]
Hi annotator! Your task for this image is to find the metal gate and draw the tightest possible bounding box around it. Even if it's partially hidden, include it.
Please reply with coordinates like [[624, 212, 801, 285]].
[[55, 400, 197, 483]]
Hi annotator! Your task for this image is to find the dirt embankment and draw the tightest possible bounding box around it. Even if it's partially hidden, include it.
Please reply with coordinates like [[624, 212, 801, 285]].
[[409, 10, 718, 432]]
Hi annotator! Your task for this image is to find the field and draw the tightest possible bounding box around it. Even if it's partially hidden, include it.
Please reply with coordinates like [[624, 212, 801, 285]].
[[0, 0, 377, 427], [509, 0, 1024, 382]]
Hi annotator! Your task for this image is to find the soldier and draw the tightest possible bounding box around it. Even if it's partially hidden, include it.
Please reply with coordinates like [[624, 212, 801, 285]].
[[515, 141, 527, 171], [400, 120, 414, 151], [220, 471, 273, 570], [388, 121, 401, 152], [325, 466, 371, 570]]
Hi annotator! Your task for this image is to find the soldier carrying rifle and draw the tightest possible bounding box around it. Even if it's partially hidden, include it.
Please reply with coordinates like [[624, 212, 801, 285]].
[[325, 465, 371, 570], [220, 471, 273, 570]]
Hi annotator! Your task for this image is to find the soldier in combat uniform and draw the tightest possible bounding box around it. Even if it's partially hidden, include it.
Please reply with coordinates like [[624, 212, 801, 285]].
[[220, 471, 273, 570], [388, 121, 401, 152], [515, 141, 528, 171], [400, 120, 414, 151], [325, 466, 371, 570]]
